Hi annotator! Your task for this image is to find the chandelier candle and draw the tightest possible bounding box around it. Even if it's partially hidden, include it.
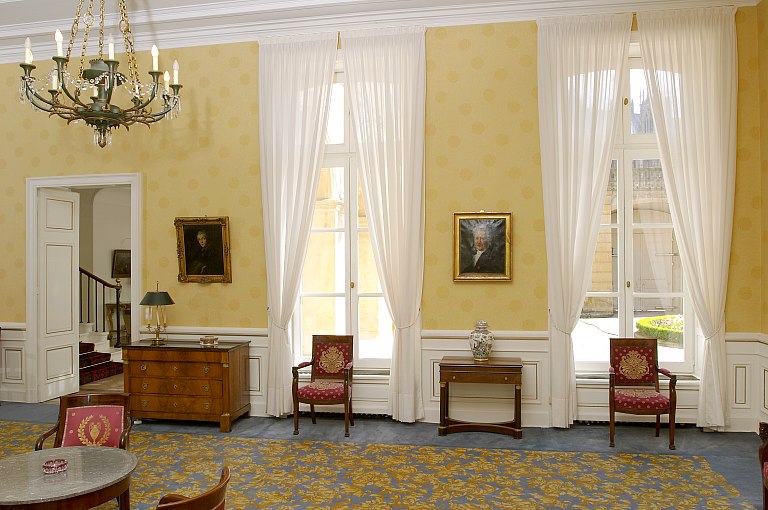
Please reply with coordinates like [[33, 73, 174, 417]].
[[18, 0, 183, 148]]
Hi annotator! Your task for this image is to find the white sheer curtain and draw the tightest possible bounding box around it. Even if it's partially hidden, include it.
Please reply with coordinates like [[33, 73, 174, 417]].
[[537, 14, 631, 427], [258, 33, 337, 417], [638, 7, 737, 430], [342, 26, 426, 422]]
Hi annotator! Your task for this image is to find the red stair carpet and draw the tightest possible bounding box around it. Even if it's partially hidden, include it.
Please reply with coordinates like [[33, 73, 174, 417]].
[[78, 342, 123, 385]]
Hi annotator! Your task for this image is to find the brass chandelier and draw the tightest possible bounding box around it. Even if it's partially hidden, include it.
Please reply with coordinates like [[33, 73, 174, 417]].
[[19, 0, 183, 148]]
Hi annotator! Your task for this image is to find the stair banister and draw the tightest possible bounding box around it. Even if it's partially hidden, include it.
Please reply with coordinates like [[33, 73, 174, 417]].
[[78, 267, 124, 348]]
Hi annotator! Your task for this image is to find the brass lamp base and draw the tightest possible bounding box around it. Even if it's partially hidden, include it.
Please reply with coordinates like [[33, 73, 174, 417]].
[[150, 336, 166, 346]]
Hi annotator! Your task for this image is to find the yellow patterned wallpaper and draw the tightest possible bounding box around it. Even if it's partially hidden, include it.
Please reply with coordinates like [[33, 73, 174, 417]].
[[758, 2, 768, 334], [728, 8, 763, 333], [422, 22, 547, 331], [0, 13, 763, 333], [0, 43, 266, 327]]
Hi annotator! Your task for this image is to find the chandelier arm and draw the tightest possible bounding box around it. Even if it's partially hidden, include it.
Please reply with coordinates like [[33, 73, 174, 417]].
[[57, 80, 91, 110], [24, 88, 58, 112], [127, 80, 161, 112]]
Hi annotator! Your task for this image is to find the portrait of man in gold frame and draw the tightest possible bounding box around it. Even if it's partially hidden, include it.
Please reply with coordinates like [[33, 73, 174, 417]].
[[453, 212, 512, 281], [175, 216, 232, 283]]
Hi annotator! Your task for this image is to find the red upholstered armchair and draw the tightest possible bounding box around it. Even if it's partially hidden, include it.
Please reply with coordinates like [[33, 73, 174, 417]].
[[759, 422, 768, 509], [609, 338, 676, 450], [35, 392, 132, 451], [292, 335, 354, 437]]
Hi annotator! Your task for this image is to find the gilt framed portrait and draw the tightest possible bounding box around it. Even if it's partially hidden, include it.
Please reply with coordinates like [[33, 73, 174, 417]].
[[175, 216, 232, 283], [453, 212, 512, 281], [111, 249, 131, 279]]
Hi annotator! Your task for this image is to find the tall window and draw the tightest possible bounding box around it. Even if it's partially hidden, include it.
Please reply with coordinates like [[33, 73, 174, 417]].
[[293, 72, 394, 370], [573, 58, 695, 374]]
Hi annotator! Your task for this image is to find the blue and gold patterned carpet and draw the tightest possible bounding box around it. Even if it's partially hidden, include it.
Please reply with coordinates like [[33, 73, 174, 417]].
[[0, 420, 754, 509]]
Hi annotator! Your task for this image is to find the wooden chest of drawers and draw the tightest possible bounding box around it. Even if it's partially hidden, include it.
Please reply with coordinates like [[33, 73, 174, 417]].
[[122, 340, 251, 432]]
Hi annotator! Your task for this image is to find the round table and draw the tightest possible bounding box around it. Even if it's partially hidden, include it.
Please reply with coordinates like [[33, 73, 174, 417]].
[[0, 446, 137, 509]]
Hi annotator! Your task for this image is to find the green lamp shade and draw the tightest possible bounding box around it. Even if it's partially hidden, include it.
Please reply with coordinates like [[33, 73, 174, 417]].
[[140, 291, 175, 306]]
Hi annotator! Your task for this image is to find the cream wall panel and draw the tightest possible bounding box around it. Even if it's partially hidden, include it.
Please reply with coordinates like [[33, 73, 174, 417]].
[[2, 347, 23, 382], [44, 345, 74, 380]]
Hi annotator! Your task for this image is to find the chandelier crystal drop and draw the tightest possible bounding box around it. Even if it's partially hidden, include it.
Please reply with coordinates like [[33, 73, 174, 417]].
[[18, 0, 183, 148]]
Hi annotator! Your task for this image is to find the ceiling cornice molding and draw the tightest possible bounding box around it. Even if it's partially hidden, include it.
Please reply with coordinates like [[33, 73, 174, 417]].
[[0, 0, 756, 64]]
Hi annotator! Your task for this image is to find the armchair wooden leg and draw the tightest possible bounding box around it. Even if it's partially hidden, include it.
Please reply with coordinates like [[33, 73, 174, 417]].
[[609, 410, 615, 447], [349, 398, 354, 427], [293, 393, 299, 436], [668, 409, 676, 450], [344, 400, 350, 437], [655, 415, 661, 437], [310, 404, 316, 424]]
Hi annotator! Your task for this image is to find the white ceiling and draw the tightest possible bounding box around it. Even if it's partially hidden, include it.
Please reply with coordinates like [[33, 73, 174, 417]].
[[0, 0, 756, 64]]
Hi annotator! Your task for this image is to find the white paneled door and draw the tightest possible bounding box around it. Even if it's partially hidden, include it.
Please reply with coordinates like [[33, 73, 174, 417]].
[[37, 188, 80, 401]]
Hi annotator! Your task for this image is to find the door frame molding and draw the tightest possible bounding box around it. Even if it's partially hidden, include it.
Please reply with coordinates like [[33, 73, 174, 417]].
[[26, 173, 142, 401]]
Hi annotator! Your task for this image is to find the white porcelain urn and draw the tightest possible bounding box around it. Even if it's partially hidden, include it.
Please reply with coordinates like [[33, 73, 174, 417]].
[[469, 320, 494, 362]]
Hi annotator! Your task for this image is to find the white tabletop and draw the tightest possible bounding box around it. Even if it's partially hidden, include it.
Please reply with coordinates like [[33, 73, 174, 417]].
[[0, 446, 137, 505]]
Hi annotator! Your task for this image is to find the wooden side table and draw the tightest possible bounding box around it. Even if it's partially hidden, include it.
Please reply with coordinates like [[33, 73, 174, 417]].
[[439, 355, 522, 438]]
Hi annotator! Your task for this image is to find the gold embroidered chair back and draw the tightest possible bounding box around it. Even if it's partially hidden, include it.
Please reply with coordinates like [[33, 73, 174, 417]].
[[156, 466, 231, 510], [292, 334, 354, 437], [35, 392, 133, 451], [608, 338, 676, 449]]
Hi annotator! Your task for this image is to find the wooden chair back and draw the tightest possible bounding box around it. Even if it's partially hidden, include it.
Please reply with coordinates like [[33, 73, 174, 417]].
[[35, 392, 132, 450], [156, 466, 231, 510], [609, 337, 660, 390], [310, 334, 354, 382]]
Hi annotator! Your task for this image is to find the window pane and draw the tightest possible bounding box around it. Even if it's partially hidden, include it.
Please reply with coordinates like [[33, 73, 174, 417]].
[[358, 296, 393, 359], [633, 298, 684, 362], [632, 159, 671, 223], [574, 297, 618, 362], [629, 68, 654, 135], [600, 160, 617, 225], [302, 232, 345, 293], [590, 227, 617, 292], [358, 231, 380, 293], [633, 228, 682, 293], [299, 297, 346, 357], [314, 167, 345, 228], [356, 177, 367, 228], [325, 83, 345, 145]]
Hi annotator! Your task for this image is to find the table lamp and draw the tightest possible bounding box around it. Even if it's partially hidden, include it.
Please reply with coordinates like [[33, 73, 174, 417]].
[[140, 282, 175, 346]]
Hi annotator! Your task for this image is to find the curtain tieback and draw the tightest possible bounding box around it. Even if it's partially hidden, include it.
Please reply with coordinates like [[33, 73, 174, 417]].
[[267, 310, 289, 332], [395, 309, 421, 331], [703, 319, 726, 343]]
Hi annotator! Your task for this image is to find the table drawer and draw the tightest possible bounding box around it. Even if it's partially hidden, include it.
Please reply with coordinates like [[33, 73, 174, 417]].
[[128, 361, 222, 379], [441, 372, 520, 384], [131, 395, 223, 415], [130, 377, 223, 397]]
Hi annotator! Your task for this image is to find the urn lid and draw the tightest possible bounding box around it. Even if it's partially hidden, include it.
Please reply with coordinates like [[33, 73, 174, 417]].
[[474, 320, 488, 330]]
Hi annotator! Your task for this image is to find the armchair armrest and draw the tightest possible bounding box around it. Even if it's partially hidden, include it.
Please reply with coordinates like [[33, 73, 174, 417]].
[[34, 424, 59, 451], [658, 367, 677, 390], [292, 360, 313, 380], [119, 419, 133, 449]]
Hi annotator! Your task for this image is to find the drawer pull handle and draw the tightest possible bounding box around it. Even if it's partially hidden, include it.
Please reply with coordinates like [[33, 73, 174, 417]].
[[452, 376, 456, 380], [202, 385, 209, 392], [204, 365, 210, 374], [173, 402, 178, 408], [141, 400, 148, 408], [142, 383, 148, 390], [504, 377, 508, 381], [173, 365, 178, 372], [140, 363, 147, 371], [203, 403, 210, 410], [173, 384, 179, 390]]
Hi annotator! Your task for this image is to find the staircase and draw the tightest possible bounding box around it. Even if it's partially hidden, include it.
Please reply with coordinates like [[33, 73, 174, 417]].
[[79, 323, 123, 385], [79, 341, 123, 385]]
